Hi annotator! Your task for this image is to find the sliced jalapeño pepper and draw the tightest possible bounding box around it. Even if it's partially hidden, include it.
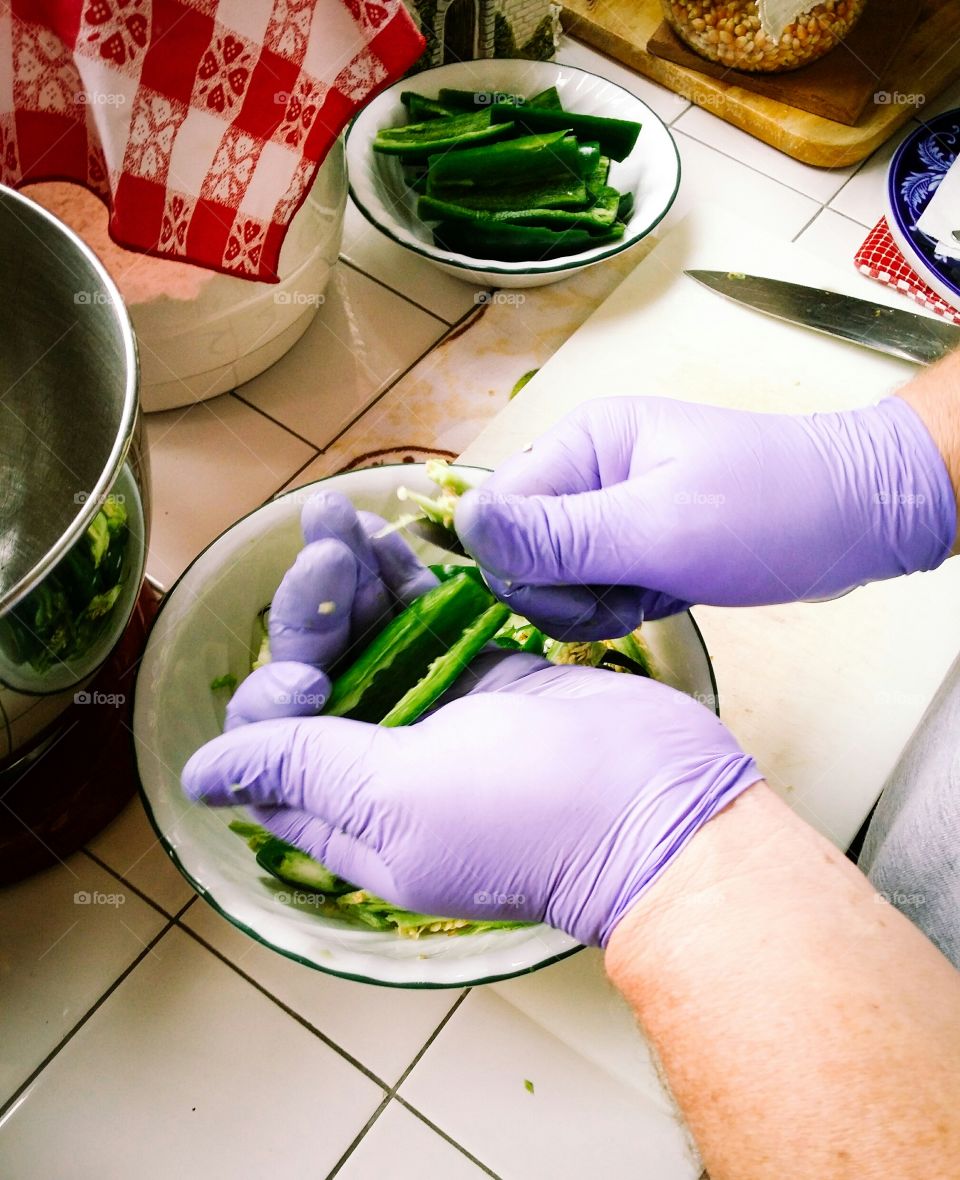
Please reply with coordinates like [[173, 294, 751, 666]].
[[433, 219, 624, 261], [373, 111, 514, 159], [489, 104, 642, 161]]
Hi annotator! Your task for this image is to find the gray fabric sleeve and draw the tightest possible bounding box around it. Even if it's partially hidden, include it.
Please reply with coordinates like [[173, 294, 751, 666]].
[[858, 651, 960, 969]]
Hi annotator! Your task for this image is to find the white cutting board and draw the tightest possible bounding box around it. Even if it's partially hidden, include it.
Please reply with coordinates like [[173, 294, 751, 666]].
[[462, 209, 960, 852]]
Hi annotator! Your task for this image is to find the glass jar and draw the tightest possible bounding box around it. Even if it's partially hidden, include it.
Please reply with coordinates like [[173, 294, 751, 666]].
[[661, 0, 868, 73]]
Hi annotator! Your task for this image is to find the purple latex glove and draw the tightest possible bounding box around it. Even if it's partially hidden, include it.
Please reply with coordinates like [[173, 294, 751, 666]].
[[226, 490, 537, 728], [186, 488, 760, 946], [224, 491, 441, 731], [184, 666, 762, 947], [454, 396, 957, 640]]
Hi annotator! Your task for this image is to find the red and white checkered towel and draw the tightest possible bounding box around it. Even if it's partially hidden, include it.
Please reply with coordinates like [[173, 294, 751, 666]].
[[0, 0, 423, 281], [855, 217, 960, 327]]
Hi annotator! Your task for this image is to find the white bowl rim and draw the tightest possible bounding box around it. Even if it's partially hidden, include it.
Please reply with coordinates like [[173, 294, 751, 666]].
[[133, 464, 718, 988], [345, 60, 681, 278]]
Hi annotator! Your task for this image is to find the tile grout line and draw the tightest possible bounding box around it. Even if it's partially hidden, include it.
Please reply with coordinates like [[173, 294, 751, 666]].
[[671, 126, 852, 208], [322, 1092, 394, 1179], [825, 147, 875, 212], [393, 1096, 505, 1180], [227, 391, 323, 452], [80, 847, 189, 924], [231, 291, 468, 457], [791, 203, 827, 244], [384, 989, 507, 1177], [324, 1092, 506, 1180], [236, 297, 480, 478], [324, 987, 506, 1180], [389, 987, 471, 1093], [199, 257, 488, 466], [160, 914, 497, 1180], [667, 100, 693, 126], [224, 240, 463, 455], [818, 205, 875, 232], [825, 107, 931, 216], [172, 918, 392, 1090], [339, 255, 471, 326], [0, 920, 175, 1122], [263, 443, 328, 501], [173, 895, 197, 920], [305, 300, 486, 459], [177, 908, 473, 1098]]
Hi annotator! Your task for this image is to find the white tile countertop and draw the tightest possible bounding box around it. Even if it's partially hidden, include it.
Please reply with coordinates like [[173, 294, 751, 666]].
[[3, 37, 959, 1180]]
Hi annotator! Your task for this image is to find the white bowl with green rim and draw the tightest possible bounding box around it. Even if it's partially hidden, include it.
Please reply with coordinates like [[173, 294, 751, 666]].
[[133, 464, 717, 988], [346, 60, 681, 290]]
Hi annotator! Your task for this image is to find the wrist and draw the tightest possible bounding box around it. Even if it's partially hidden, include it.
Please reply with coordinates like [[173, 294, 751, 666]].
[[894, 347, 960, 554], [604, 780, 960, 1180], [594, 744, 764, 948], [604, 782, 794, 995]]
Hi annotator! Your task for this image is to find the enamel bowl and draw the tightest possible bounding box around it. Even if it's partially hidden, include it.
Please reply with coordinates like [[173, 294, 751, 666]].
[[346, 59, 681, 289], [133, 464, 717, 988]]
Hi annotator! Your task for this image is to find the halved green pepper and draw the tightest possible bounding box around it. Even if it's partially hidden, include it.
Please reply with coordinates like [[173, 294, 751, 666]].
[[489, 104, 642, 161], [437, 87, 524, 110], [429, 177, 589, 212], [528, 85, 563, 110], [324, 571, 493, 723], [255, 837, 353, 895], [617, 190, 635, 223], [433, 219, 624, 261], [425, 131, 580, 190], [419, 191, 620, 231], [436, 86, 563, 112], [379, 601, 510, 727], [580, 149, 611, 200], [399, 91, 456, 120], [373, 111, 514, 159]]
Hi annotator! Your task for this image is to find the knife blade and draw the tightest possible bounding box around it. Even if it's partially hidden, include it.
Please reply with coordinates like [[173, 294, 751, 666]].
[[685, 270, 960, 366]]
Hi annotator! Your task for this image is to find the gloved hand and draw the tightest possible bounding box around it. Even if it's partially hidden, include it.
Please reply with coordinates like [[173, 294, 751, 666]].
[[454, 396, 957, 640], [184, 664, 761, 948], [225, 490, 542, 730], [184, 488, 761, 947]]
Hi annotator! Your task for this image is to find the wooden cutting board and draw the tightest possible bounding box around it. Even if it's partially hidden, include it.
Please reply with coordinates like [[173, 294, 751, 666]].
[[461, 209, 960, 852], [560, 0, 960, 166]]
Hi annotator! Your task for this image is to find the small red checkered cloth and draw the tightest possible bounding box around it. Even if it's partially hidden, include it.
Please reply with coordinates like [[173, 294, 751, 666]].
[[0, 0, 423, 282], [855, 217, 960, 326]]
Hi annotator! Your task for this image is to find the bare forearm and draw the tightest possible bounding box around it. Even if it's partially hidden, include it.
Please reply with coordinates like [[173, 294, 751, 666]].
[[896, 345, 960, 551], [605, 783, 960, 1180]]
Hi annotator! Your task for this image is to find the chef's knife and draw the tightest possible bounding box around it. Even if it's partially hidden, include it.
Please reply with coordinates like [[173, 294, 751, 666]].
[[685, 270, 960, 365]]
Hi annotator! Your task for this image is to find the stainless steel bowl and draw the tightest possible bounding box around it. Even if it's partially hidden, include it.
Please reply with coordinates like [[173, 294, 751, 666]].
[[0, 184, 148, 761]]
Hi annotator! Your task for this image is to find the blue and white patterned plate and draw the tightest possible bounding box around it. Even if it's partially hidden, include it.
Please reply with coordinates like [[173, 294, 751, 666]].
[[885, 110, 960, 309]]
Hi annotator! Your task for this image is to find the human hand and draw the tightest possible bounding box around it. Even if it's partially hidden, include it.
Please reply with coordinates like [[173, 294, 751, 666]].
[[184, 661, 761, 947], [224, 490, 441, 730], [454, 395, 957, 640], [226, 489, 545, 731]]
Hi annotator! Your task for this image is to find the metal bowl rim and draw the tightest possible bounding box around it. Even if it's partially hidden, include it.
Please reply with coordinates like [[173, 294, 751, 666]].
[[0, 184, 139, 616]]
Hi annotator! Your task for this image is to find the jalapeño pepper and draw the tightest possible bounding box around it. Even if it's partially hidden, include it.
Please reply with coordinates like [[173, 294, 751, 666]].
[[489, 104, 642, 161]]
